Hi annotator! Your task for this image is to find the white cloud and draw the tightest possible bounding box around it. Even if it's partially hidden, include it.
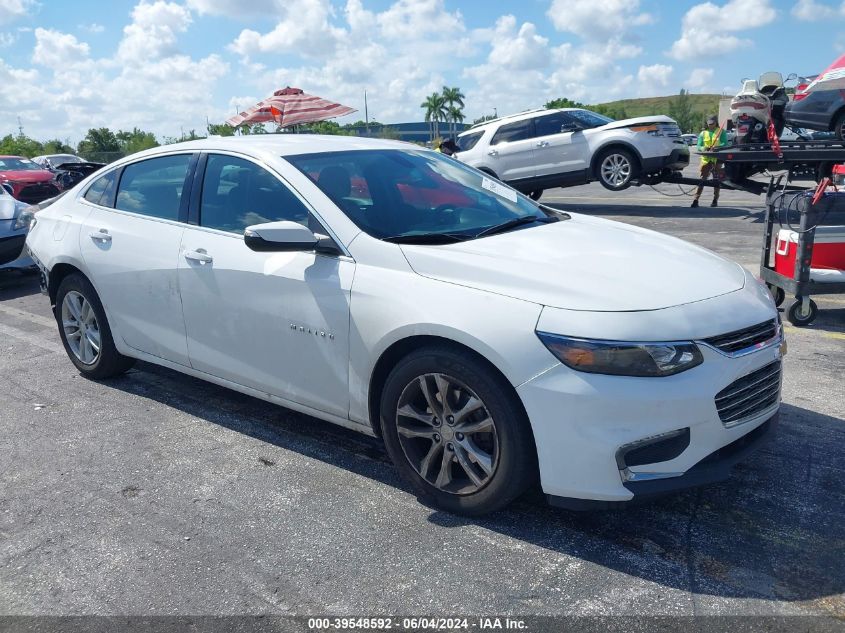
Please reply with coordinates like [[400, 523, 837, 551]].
[[375, 0, 463, 40], [32, 28, 90, 69], [791, 0, 845, 20], [0, 0, 35, 25], [670, 0, 778, 61], [79, 23, 105, 34], [0, 31, 16, 47], [118, 1, 193, 62], [685, 67, 715, 91], [637, 63, 673, 95], [487, 16, 550, 71], [547, 0, 653, 39], [229, 0, 344, 60], [185, 0, 282, 17]]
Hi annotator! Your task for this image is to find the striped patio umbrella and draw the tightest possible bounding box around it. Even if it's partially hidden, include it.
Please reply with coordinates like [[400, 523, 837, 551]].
[[226, 87, 356, 128]]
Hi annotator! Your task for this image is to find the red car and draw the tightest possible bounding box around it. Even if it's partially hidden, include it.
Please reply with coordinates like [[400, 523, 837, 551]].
[[0, 155, 61, 204]]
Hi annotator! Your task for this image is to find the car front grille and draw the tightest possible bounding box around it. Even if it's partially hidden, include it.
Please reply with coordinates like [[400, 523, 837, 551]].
[[17, 182, 60, 205], [702, 319, 779, 354], [715, 360, 781, 427]]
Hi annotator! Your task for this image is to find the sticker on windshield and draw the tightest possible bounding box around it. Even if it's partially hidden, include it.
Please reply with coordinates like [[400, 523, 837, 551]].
[[481, 176, 517, 203]]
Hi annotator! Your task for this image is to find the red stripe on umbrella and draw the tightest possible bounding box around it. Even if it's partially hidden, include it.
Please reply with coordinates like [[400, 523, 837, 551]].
[[226, 87, 356, 128]]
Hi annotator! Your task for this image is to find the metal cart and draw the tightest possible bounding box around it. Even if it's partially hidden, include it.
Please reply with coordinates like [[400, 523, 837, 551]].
[[759, 180, 845, 326]]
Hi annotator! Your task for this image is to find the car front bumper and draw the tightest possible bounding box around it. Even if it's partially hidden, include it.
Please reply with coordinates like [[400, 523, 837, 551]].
[[0, 232, 28, 268], [517, 334, 783, 507]]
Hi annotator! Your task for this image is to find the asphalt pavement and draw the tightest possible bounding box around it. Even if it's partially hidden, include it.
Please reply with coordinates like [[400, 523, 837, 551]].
[[0, 167, 843, 622]]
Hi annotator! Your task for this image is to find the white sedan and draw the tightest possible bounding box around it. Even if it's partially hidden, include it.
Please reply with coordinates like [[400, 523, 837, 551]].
[[24, 136, 783, 515]]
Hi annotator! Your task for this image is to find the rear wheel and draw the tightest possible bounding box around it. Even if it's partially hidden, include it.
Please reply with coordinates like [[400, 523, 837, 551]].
[[55, 274, 135, 378], [380, 346, 536, 516], [596, 148, 638, 191], [835, 112, 845, 141]]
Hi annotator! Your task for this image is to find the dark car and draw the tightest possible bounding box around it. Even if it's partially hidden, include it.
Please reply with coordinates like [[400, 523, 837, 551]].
[[0, 156, 61, 204], [785, 55, 845, 140]]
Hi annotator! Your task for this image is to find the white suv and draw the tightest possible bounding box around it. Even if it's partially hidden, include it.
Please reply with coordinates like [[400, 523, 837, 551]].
[[456, 108, 690, 198]]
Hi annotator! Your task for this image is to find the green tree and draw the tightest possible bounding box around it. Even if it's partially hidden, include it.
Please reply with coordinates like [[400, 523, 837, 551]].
[[77, 128, 121, 161], [42, 139, 75, 155], [420, 92, 447, 141], [441, 86, 465, 138], [207, 122, 236, 137], [668, 89, 698, 133], [302, 120, 351, 135], [0, 133, 43, 157], [545, 97, 586, 109], [116, 127, 159, 154]]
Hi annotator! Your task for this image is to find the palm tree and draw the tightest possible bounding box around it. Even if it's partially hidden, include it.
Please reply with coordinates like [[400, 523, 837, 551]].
[[448, 105, 465, 138], [441, 86, 465, 138], [421, 92, 447, 142]]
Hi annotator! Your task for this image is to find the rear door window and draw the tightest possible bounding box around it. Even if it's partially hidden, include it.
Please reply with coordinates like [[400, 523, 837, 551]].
[[83, 170, 118, 207], [490, 119, 535, 145], [534, 112, 572, 137], [115, 155, 192, 221]]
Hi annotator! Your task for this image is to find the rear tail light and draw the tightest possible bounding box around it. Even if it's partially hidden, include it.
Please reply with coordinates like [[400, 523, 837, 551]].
[[792, 92, 808, 102]]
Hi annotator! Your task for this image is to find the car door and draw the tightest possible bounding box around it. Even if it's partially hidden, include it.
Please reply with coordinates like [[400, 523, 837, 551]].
[[79, 154, 195, 366], [177, 152, 354, 418], [486, 118, 537, 182], [532, 112, 589, 179]]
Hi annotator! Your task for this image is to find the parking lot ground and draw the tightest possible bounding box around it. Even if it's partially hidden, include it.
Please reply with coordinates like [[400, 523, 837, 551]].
[[0, 175, 843, 621]]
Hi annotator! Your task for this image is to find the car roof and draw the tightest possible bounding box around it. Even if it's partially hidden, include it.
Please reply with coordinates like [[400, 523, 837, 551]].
[[0, 155, 26, 159], [460, 108, 585, 136], [133, 135, 417, 160]]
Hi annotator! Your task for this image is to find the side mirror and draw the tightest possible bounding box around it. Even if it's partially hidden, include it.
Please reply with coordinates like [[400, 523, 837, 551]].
[[560, 123, 579, 133], [244, 221, 318, 252], [786, 72, 798, 82], [244, 220, 342, 255]]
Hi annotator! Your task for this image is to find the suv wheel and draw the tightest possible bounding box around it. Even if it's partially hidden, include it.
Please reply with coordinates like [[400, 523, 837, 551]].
[[835, 112, 845, 141], [596, 148, 638, 191], [380, 346, 536, 516]]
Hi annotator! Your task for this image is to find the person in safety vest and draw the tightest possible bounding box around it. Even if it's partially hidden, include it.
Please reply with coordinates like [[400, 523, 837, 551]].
[[691, 115, 727, 208]]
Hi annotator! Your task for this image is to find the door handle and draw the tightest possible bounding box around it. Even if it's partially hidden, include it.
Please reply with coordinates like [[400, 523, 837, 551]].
[[89, 229, 112, 243], [184, 249, 213, 265], [487, 149, 499, 156], [536, 141, 549, 147]]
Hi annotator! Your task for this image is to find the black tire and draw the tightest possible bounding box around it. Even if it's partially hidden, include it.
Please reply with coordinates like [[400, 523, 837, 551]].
[[786, 298, 818, 327], [767, 284, 785, 307], [54, 273, 135, 379], [380, 346, 536, 516], [835, 112, 845, 141], [529, 190, 543, 201], [595, 148, 639, 191]]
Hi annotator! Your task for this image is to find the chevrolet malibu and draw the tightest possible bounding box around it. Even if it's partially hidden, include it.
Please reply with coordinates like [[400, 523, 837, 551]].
[[25, 136, 783, 515]]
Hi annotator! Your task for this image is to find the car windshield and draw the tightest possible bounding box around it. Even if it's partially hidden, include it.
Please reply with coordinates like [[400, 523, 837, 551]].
[[286, 149, 557, 241], [569, 109, 614, 129], [0, 157, 44, 171], [49, 155, 82, 164]]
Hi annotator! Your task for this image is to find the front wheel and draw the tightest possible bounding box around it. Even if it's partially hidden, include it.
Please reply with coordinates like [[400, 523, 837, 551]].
[[596, 148, 638, 191], [380, 346, 536, 516], [55, 273, 135, 378]]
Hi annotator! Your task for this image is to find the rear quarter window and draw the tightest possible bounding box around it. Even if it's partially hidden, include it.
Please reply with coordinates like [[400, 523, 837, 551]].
[[83, 170, 118, 207]]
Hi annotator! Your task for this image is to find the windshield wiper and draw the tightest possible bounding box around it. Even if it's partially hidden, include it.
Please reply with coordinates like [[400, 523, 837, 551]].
[[381, 232, 471, 244], [475, 215, 559, 238]]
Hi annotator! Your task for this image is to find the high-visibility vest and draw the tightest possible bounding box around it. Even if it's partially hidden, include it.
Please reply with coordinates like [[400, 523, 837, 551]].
[[698, 129, 726, 164]]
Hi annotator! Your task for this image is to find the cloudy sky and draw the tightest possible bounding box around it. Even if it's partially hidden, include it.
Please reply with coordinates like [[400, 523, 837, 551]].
[[0, 0, 843, 143]]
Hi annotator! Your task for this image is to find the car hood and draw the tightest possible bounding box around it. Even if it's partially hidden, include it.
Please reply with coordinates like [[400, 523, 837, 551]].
[[597, 115, 678, 132], [400, 214, 746, 311], [0, 169, 54, 183]]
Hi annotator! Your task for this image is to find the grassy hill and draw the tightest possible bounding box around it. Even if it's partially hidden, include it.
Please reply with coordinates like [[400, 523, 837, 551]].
[[593, 94, 722, 118]]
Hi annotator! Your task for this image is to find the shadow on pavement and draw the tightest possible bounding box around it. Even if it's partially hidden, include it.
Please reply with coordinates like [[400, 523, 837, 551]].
[[0, 269, 40, 300], [106, 362, 845, 609]]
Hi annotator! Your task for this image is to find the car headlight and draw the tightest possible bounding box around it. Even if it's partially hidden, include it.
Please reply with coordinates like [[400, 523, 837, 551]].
[[536, 332, 703, 377], [13, 205, 39, 230]]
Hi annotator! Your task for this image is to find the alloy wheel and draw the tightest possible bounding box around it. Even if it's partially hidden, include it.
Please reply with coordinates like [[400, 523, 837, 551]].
[[395, 373, 499, 495], [61, 290, 101, 365], [600, 153, 632, 187]]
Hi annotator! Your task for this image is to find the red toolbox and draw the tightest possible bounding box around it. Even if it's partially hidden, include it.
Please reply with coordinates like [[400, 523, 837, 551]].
[[775, 226, 845, 278]]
